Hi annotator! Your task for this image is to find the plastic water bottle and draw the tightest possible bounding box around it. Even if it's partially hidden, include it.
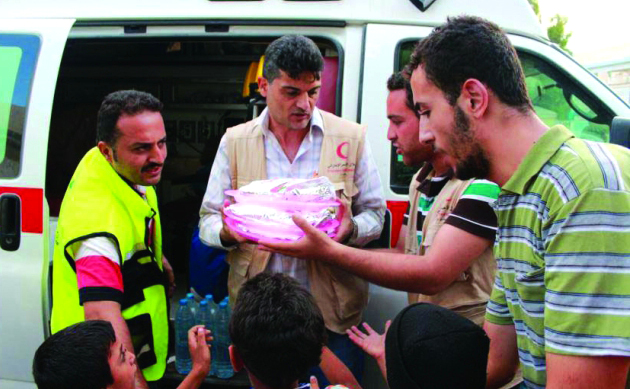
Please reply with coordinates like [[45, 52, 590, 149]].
[[205, 295, 219, 376], [187, 292, 198, 321], [198, 299, 210, 327], [215, 300, 234, 379], [175, 298, 194, 374]]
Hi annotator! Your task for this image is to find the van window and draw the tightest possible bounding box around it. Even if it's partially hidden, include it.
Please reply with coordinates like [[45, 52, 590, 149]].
[[0, 34, 40, 178], [390, 40, 614, 194], [519, 51, 612, 142]]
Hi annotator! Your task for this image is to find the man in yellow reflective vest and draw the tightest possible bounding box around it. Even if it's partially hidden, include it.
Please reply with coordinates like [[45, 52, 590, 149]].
[[51, 90, 174, 389]]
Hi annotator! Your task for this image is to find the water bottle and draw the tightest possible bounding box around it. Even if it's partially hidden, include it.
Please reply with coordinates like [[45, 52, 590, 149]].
[[187, 292, 198, 321], [198, 299, 210, 326], [215, 300, 235, 379], [175, 298, 194, 374], [205, 295, 219, 376]]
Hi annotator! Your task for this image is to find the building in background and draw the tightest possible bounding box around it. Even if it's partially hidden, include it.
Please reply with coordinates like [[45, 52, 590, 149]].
[[589, 57, 630, 104]]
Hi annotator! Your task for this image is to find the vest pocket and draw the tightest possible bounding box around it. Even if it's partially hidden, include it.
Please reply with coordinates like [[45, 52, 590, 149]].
[[127, 313, 157, 370], [329, 265, 368, 321], [332, 181, 358, 200], [121, 252, 165, 310]]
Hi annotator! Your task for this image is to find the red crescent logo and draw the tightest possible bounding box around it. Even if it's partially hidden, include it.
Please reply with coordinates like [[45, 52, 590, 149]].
[[336, 142, 349, 160]]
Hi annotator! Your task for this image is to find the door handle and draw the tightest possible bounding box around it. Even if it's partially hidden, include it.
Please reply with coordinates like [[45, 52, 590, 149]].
[[0, 194, 21, 251]]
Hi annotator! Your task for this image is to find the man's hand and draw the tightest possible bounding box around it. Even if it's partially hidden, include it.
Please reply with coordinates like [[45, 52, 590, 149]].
[[347, 321, 391, 361], [162, 255, 176, 298], [189, 325, 212, 376], [219, 200, 249, 246], [332, 201, 354, 243], [258, 215, 339, 261]]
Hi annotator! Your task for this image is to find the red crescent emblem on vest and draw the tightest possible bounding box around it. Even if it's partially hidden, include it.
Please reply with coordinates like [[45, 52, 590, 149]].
[[336, 142, 349, 160]]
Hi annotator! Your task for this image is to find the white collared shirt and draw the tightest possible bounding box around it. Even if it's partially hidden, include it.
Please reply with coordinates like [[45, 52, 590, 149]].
[[199, 107, 385, 289]]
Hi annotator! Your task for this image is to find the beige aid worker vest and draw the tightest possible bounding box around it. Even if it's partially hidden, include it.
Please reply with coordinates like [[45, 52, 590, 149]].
[[224, 110, 369, 333], [405, 169, 496, 326]]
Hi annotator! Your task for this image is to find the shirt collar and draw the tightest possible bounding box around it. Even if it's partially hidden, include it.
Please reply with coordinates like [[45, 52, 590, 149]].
[[415, 163, 454, 191], [257, 107, 324, 142], [501, 125, 574, 195]]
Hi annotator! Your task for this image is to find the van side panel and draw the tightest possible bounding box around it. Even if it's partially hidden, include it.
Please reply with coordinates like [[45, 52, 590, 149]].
[[0, 18, 73, 387]]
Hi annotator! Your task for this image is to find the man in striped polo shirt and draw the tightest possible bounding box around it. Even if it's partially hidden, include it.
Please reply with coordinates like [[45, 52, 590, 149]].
[[407, 16, 630, 389]]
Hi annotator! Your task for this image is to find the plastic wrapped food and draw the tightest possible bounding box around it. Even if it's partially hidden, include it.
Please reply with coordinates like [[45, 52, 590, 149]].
[[225, 177, 338, 211], [224, 177, 340, 242]]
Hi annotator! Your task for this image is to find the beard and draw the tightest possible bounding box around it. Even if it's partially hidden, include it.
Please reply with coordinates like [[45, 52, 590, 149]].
[[451, 106, 491, 180]]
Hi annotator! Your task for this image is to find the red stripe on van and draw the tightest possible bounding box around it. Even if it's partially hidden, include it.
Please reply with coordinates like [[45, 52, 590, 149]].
[[0, 187, 43, 234], [387, 200, 407, 248]]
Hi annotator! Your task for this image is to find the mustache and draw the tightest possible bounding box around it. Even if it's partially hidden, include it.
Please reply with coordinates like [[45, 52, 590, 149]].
[[291, 109, 309, 115], [142, 163, 163, 172]]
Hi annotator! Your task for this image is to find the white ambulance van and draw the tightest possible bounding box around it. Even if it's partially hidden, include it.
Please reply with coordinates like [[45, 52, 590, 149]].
[[1, 0, 629, 387]]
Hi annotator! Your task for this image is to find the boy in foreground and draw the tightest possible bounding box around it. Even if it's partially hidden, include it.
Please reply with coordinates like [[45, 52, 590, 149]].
[[33, 321, 211, 389], [229, 272, 358, 389]]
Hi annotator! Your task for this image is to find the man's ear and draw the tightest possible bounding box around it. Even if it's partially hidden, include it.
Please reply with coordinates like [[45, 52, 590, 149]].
[[229, 345, 243, 372], [258, 76, 269, 98], [97, 141, 115, 163], [460, 79, 489, 119]]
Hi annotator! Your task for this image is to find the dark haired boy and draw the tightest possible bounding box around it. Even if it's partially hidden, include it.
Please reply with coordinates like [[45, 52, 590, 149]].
[[229, 273, 357, 389], [51, 90, 174, 388], [200, 34, 386, 383], [33, 320, 210, 389]]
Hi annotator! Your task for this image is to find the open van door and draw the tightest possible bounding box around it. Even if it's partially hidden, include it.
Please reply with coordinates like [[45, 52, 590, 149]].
[[359, 22, 433, 326], [0, 18, 73, 388], [359, 24, 433, 389]]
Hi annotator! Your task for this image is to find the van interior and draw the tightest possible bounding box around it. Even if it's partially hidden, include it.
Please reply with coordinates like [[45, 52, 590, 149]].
[[46, 36, 341, 311]]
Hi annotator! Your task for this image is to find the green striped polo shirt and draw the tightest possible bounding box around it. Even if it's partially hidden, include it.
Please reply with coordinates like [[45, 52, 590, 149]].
[[485, 125, 630, 388]]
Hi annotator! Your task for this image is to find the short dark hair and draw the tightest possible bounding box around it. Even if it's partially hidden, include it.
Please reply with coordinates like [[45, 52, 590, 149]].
[[33, 320, 116, 389], [404, 16, 532, 112], [229, 273, 326, 389], [263, 35, 324, 83], [387, 72, 416, 116], [96, 89, 163, 146]]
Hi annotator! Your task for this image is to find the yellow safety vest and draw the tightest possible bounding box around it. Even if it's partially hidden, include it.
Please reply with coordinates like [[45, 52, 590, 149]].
[[51, 147, 168, 381]]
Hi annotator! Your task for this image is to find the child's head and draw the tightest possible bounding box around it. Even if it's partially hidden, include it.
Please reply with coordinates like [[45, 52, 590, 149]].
[[385, 303, 490, 389], [229, 273, 327, 389], [33, 320, 137, 389]]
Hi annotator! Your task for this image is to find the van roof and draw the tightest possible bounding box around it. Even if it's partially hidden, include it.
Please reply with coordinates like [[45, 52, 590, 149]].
[[2, 0, 545, 39]]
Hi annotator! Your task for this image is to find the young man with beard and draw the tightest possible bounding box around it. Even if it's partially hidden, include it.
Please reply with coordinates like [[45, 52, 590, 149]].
[[406, 16, 630, 388], [382, 72, 501, 325], [51, 90, 175, 388]]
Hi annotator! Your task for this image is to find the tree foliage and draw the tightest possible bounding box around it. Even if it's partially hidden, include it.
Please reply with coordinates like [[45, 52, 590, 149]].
[[528, 0, 572, 54]]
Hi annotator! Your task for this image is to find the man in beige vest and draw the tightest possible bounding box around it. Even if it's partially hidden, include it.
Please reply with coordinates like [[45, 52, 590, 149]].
[[199, 35, 385, 383]]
